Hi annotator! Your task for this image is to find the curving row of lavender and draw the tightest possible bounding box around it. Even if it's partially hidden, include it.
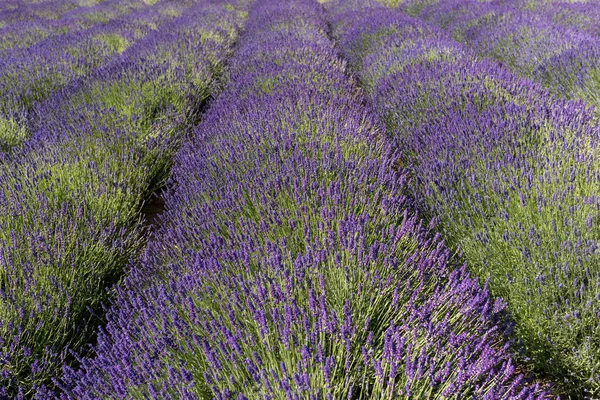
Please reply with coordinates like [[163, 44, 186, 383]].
[[0, 0, 77, 48], [0, 0, 194, 153], [326, 0, 600, 396], [53, 0, 546, 398], [0, 0, 161, 54], [0, 0, 78, 26], [0, 1, 247, 397], [404, 0, 600, 109]]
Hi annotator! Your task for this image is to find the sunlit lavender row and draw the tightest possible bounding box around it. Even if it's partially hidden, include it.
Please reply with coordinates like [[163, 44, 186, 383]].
[[0, 0, 248, 396], [0, 0, 197, 153], [0, 0, 164, 53], [404, 0, 600, 108], [328, 0, 600, 397]]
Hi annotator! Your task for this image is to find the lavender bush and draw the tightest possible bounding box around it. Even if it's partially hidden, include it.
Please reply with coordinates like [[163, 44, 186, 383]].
[[0, 0, 170, 54], [0, 0, 78, 26], [0, 0, 194, 153], [0, 1, 247, 396], [410, 0, 600, 108], [56, 0, 545, 398], [327, 0, 600, 396]]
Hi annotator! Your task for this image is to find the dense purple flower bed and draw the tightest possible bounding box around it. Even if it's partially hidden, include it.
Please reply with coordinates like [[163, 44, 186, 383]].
[[0, 0, 247, 396], [327, 0, 600, 396], [0, 0, 161, 54], [52, 0, 546, 398], [0, 0, 198, 153], [410, 0, 600, 106], [5, 0, 600, 398]]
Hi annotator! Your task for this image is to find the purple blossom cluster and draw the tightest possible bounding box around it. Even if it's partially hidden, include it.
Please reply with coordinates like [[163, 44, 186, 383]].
[[0, 0, 248, 397], [54, 0, 546, 398], [327, 0, 600, 396], [411, 0, 600, 105]]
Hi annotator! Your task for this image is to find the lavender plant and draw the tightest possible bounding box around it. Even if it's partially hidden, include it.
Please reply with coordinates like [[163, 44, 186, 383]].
[[0, 1, 247, 396], [0, 0, 181, 54], [327, 0, 600, 396], [0, 0, 194, 153], [56, 0, 545, 398], [0, 0, 78, 26], [410, 0, 600, 109]]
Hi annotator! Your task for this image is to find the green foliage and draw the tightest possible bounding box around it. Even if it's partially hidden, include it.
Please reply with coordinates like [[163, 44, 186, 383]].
[[84, 12, 110, 24], [0, 117, 28, 151], [575, 67, 600, 108], [93, 33, 130, 54]]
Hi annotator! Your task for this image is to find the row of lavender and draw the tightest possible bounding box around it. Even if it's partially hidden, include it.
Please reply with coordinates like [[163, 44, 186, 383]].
[[403, 0, 600, 108], [0, 0, 157, 53], [0, 0, 191, 153], [0, 0, 79, 26], [326, 0, 600, 396], [51, 0, 545, 398], [0, 1, 247, 397]]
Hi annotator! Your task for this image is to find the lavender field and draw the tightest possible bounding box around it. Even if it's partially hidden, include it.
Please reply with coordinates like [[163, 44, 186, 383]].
[[0, 0, 599, 398]]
